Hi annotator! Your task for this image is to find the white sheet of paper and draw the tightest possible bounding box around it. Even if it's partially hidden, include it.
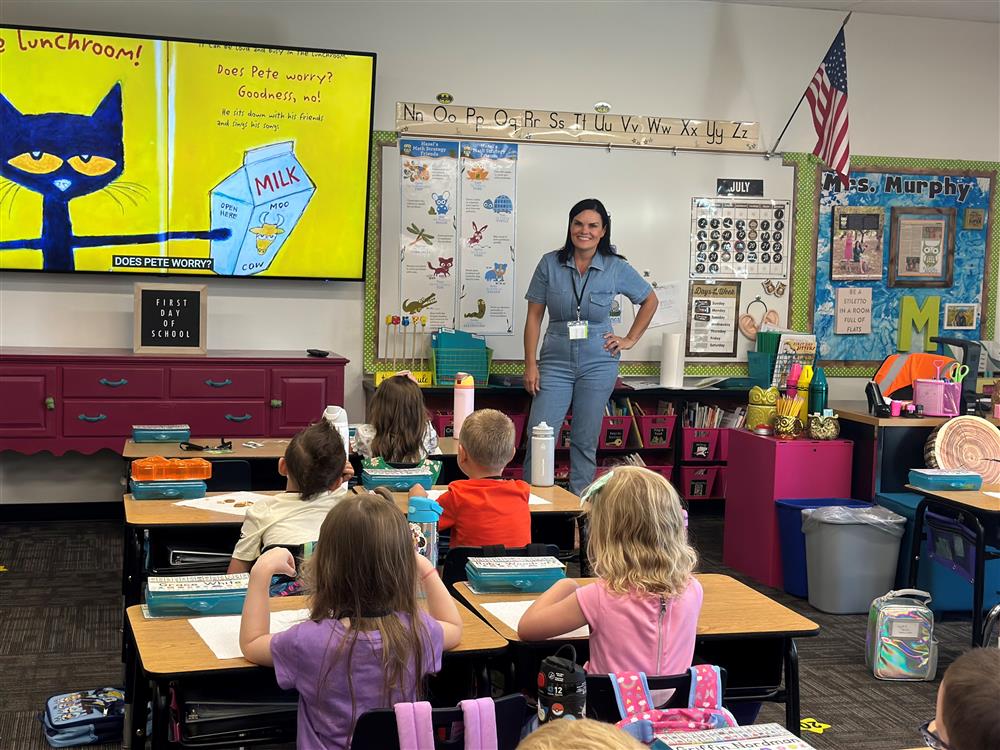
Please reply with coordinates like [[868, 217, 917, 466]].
[[189, 609, 309, 660], [648, 282, 682, 328], [175, 492, 273, 516], [528, 494, 551, 506], [985, 491, 1000, 499], [482, 600, 589, 639]]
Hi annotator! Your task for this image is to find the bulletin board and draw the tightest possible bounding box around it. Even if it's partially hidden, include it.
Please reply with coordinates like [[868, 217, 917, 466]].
[[783, 152, 999, 376], [363, 131, 799, 377]]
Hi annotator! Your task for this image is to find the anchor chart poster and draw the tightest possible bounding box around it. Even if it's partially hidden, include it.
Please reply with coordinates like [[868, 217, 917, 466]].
[[0, 26, 375, 278]]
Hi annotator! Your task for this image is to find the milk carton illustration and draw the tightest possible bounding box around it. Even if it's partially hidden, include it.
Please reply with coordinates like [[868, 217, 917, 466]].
[[210, 141, 315, 276]]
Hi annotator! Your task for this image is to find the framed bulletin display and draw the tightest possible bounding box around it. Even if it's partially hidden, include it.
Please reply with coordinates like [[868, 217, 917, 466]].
[[133, 283, 207, 354], [887, 207, 956, 288]]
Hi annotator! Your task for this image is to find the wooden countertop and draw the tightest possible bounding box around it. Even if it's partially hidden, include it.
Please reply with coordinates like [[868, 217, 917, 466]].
[[831, 401, 951, 428], [905, 484, 1000, 514], [455, 573, 819, 643], [123, 436, 459, 459], [127, 595, 506, 676]]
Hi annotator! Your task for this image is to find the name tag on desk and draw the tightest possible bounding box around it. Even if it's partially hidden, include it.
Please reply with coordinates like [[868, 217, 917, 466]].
[[567, 321, 588, 340]]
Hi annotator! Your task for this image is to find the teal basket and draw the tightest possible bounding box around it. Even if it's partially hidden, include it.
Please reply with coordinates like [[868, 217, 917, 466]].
[[431, 347, 493, 386], [747, 352, 777, 388]]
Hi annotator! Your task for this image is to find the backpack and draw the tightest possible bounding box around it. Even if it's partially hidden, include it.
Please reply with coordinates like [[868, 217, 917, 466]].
[[39, 687, 125, 748], [866, 589, 938, 680], [610, 665, 737, 744], [394, 698, 497, 750]]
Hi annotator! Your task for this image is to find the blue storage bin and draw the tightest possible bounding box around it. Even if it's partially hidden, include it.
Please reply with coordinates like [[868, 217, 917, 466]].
[[775, 498, 870, 597], [908, 469, 983, 492], [145, 573, 248, 617], [129, 479, 207, 500], [876, 492, 1000, 614], [465, 556, 565, 593], [132, 424, 191, 443]]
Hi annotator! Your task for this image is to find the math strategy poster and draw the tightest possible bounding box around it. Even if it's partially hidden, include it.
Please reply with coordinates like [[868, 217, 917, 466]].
[[0, 27, 374, 278]]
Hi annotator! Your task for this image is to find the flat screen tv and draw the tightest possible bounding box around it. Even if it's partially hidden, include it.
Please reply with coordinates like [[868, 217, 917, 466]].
[[0, 25, 375, 280]]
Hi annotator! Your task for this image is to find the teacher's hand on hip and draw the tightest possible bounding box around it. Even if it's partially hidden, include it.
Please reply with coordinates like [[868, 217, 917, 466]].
[[603, 333, 635, 356]]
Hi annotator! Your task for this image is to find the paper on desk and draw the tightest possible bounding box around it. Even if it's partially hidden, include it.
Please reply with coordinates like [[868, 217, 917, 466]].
[[986, 491, 1000, 499], [420, 489, 550, 505], [482, 600, 589, 639], [175, 492, 273, 516], [189, 609, 309, 659]]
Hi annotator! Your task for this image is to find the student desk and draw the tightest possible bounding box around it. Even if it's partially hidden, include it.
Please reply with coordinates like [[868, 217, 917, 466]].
[[905, 483, 1000, 646], [123, 596, 507, 750], [455, 573, 819, 734], [122, 436, 458, 459], [832, 401, 950, 501], [389, 483, 581, 515]]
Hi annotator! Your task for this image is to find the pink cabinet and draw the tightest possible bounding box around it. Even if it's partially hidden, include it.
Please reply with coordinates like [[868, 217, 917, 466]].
[[0, 348, 347, 455], [723, 430, 853, 589]]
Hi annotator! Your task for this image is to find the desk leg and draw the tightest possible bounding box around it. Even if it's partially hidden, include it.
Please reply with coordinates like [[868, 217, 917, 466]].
[[124, 615, 150, 750], [783, 639, 800, 736], [577, 515, 591, 578], [969, 514, 987, 648], [908, 499, 929, 589], [150, 680, 168, 750]]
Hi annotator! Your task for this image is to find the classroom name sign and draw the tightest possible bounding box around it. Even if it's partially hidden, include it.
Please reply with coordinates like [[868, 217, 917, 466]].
[[397, 102, 760, 152]]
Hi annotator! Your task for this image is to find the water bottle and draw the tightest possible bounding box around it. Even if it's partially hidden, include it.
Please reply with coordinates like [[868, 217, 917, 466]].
[[407, 496, 442, 569], [530, 422, 555, 487], [322, 405, 350, 450], [809, 366, 829, 415], [537, 644, 586, 724], [453, 373, 475, 439]]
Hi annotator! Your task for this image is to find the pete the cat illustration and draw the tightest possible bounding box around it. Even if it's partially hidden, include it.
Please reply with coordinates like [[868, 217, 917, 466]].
[[0, 84, 229, 273], [484, 262, 507, 283]]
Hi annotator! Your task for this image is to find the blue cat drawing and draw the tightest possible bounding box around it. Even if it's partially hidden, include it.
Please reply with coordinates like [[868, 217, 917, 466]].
[[0, 83, 229, 272], [484, 262, 507, 284]]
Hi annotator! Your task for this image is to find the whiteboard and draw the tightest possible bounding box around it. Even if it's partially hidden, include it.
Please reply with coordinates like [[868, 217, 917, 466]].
[[377, 141, 795, 365]]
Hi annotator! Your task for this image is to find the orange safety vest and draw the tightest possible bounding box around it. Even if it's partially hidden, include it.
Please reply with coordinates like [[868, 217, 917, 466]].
[[874, 352, 956, 398]]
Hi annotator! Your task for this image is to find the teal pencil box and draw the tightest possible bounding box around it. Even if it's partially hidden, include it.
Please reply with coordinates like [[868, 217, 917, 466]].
[[129, 479, 207, 500], [360, 457, 440, 491], [465, 556, 566, 593], [908, 469, 983, 492], [145, 573, 249, 617], [132, 424, 191, 443]]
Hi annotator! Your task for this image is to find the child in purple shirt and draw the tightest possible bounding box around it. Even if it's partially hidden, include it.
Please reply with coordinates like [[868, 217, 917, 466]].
[[240, 493, 463, 749]]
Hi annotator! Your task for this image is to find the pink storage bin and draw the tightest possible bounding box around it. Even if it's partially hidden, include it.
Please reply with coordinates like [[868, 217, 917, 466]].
[[645, 463, 674, 482], [558, 419, 572, 449], [598, 416, 633, 449], [636, 414, 677, 448], [509, 413, 527, 448], [913, 378, 961, 417], [715, 466, 728, 498], [554, 462, 570, 481], [718, 428, 730, 460], [680, 427, 723, 462], [502, 465, 524, 481], [433, 411, 454, 438], [679, 465, 721, 499]]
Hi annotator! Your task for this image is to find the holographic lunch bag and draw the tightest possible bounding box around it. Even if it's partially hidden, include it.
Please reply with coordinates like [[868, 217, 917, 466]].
[[865, 589, 938, 681]]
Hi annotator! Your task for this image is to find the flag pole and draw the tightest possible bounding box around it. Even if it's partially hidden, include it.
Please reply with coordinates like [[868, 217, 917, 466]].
[[768, 12, 852, 156]]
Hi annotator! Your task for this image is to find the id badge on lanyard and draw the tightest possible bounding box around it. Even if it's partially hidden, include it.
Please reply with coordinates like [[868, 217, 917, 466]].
[[569, 266, 593, 340]]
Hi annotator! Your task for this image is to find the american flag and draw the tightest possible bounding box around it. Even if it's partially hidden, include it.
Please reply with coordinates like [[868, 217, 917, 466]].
[[805, 28, 850, 188]]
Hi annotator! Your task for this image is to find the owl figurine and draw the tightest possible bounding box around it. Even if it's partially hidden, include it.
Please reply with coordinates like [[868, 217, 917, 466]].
[[747, 386, 780, 433], [807, 414, 841, 440]]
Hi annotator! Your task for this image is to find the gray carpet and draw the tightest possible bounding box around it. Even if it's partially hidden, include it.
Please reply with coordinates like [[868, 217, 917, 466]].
[[0, 514, 974, 749]]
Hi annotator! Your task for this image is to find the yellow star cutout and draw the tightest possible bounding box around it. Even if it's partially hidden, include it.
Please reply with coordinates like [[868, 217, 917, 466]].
[[800, 717, 831, 734], [0, 565, 7, 573]]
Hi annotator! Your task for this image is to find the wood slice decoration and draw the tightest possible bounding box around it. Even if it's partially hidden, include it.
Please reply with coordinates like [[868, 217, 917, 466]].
[[924, 416, 1000, 484]]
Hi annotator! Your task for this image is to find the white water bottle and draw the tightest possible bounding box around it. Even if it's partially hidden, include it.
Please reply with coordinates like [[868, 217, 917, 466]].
[[453, 373, 475, 439], [530, 422, 555, 487]]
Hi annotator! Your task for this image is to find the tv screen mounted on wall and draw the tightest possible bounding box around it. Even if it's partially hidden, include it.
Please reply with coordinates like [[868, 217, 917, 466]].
[[0, 25, 376, 280]]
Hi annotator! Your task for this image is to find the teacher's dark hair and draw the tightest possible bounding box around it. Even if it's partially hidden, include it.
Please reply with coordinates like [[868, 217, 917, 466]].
[[558, 198, 626, 263]]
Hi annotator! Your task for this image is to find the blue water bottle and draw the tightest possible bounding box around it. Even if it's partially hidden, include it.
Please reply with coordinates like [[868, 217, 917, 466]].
[[407, 495, 443, 568]]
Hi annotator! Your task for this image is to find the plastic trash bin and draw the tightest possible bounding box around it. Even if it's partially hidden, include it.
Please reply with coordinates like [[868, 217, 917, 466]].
[[775, 498, 871, 598], [802, 505, 905, 614]]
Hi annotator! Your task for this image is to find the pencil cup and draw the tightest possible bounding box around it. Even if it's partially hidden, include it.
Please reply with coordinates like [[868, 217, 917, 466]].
[[774, 415, 803, 440]]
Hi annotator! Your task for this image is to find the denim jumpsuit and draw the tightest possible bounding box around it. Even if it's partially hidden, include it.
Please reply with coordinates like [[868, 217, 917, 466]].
[[522, 248, 652, 495]]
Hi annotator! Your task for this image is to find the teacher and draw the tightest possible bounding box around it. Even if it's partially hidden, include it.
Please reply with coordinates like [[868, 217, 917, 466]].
[[522, 198, 659, 495]]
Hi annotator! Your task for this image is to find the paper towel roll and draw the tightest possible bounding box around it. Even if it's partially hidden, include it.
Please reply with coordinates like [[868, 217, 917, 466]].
[[659, 332, 684, 387]]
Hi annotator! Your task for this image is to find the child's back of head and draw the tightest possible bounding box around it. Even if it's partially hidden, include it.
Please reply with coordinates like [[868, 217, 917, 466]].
[[936, 647, 1000, 750], [370, 375, 430, 464], [584, 466, 697, 597], [284, 420, 347, 500], [517, 718, 645, 750], [458, 408, 516, 475]]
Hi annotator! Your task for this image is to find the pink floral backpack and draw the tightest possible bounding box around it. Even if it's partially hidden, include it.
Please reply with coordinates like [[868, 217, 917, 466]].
[[610, 664, 737, 744]]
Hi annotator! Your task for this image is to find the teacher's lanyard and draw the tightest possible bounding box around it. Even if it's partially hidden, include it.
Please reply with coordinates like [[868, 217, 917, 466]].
[[571, 267, 593, 322]]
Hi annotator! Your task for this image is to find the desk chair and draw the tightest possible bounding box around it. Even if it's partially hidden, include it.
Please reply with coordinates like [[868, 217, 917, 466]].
[[442, 544, 560, 595], [585, 668, 728, 721], [984, 603, 1000, 646], [351, 694, 526, 750], [206, 459, 252, 492]]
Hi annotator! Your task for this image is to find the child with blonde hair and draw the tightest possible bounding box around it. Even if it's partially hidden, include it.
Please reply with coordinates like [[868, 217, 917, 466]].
[[517, 718, 645, 750], [355, 374, 438, 464], [240, 493, 463, 749], [519, 466, 702, 679]]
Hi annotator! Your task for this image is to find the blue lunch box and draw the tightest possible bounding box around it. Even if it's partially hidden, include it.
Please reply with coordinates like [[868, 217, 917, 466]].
[[132, 424, 191, 443], [145, 573, 249, 617], [908, 469, 983, 492], [129, 479, 207, 500], [465, 556, 566, 593]]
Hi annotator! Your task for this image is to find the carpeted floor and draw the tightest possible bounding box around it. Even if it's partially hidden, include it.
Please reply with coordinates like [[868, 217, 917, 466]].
[[0, 512, 973, 749]]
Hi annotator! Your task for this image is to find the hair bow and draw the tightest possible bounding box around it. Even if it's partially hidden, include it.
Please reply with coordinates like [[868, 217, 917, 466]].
[[580, 470, 614, 507]]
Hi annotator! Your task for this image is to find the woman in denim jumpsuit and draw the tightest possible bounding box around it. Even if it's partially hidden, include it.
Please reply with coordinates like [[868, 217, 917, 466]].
[[522, 199, 659, 495]]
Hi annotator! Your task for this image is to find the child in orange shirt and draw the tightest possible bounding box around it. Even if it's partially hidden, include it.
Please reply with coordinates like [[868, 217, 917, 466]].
[[411, 408, 530, 548]]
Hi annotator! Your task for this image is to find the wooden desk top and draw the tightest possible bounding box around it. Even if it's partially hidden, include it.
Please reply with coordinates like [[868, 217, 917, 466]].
[[127, 596, 506, 677], [122, 437, 459, 459], [832, 401, 951, 429], [125, 483, 580, 527], [905, 484, 1000, 515], [455, 573, 819, 643]]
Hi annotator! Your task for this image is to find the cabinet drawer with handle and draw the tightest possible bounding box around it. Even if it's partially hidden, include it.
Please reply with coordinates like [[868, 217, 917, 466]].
[[169, 368, 266, 398], [180, 401, 266, 436], [63, 401, 175, 436], [63, 367, 164, 398]]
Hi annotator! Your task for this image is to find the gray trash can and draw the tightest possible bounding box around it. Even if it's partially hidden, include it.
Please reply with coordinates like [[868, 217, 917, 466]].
[[802, 505, 906, 614]]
